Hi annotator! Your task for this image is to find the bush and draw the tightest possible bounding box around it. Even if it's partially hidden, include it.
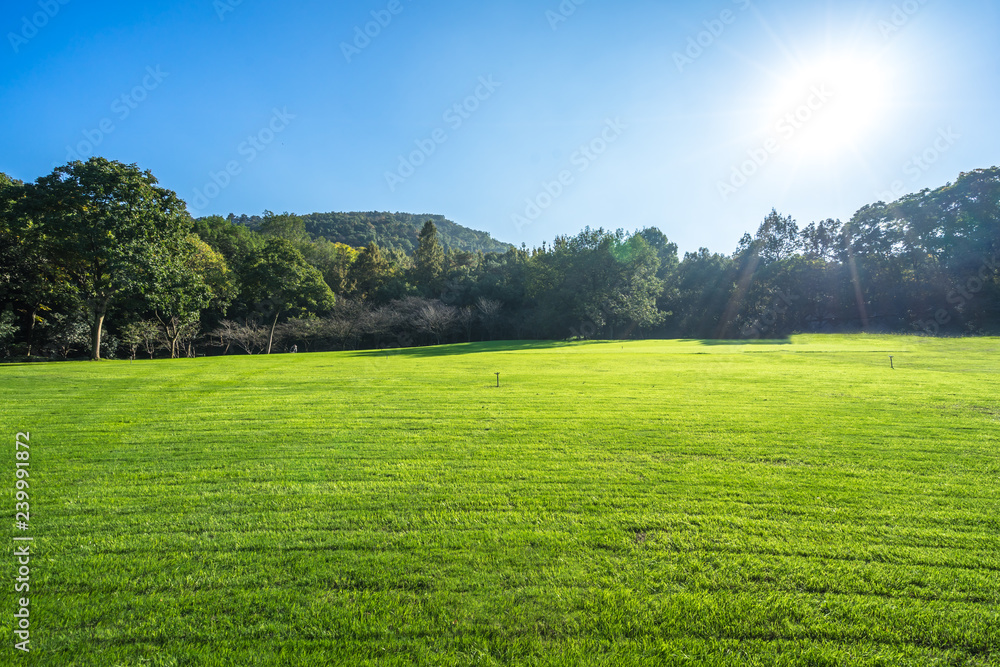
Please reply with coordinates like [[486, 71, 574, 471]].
[[41, 311, 91, 359], [0, 310, 18, 357]]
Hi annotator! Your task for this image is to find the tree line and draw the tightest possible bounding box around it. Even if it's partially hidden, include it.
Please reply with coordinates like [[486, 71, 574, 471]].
[[1, 158, 998, 361]]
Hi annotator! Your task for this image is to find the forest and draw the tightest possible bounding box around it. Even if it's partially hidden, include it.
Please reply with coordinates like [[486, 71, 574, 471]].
[[1, 158, 998, 361]]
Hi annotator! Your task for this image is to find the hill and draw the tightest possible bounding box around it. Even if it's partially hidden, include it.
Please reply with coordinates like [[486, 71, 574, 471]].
[[227, 211, 513, 255]]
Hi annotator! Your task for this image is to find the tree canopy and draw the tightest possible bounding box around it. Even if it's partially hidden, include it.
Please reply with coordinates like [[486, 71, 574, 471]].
[[2, 161, 998, 360], [16, 158, 193, 359]]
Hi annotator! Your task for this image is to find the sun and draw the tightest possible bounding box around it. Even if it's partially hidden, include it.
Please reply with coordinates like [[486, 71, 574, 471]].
[[766, 53, 893, 158]]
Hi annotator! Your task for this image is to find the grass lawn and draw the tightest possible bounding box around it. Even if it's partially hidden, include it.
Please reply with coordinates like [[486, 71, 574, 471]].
[[2, 334, 999, 665]]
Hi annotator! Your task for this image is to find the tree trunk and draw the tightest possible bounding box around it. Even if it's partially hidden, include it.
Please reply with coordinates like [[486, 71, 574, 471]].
[[156, 313, 179, 359], [26, 307, 38, 357], [267, 312, 279, 355], [90, 301, 107, 361]]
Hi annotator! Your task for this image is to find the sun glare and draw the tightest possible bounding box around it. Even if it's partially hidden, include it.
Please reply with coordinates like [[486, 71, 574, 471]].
[[767, 54, 893, 159]]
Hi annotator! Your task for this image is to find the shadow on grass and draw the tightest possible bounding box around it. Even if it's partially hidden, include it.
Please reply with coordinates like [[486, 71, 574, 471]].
[[0, 358, 76, 366], [351, 340, 605, 358], [693, 338, 792, 346], [353, 337, 798, 358]]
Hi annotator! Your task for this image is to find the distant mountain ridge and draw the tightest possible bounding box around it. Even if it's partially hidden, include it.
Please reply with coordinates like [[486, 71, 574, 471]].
[[227, 211, 513, 255]]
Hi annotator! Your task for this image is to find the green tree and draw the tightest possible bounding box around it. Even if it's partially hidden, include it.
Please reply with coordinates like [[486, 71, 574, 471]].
[[258, 210, 310, 244], [0, 173, 23, 287], [146, 236, 236, 358], [636, 227, 680, 322], [193, 214, 264, 265], [240, 237, 336, 354], [21, 159, 192, 360], [413, 220, 445, 294], [0, 309, 17, 357], [348, 242, 393, 302], [1, 172, 69, 356], [120, 320, 159, 360], [605, 234, 665, 336], [527, 229, 664, 339], [672, 249, 737, 338], [299, 238, 358, 295]]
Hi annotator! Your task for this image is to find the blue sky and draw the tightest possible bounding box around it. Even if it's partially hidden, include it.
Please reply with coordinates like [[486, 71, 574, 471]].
[[2, 0, 997, 254]]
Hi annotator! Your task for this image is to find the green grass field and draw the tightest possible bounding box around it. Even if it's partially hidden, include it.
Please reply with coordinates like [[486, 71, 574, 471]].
[[2, 335, 999, 666]]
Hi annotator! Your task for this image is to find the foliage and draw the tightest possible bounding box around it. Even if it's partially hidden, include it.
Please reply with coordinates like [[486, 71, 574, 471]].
[[18, 158, 193, 359], [40, 309, 91, 358], [231, 211, 513, 255], [120, 320, 160, 360], [3, 163, 1000, 357], [413, 220, 445, 294], [0, 309, 17, 356], [346, 242, 394, 302], [238, 237, 336, 353]]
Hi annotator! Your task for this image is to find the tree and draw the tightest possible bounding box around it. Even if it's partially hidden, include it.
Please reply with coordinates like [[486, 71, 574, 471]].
[[41, 308, 91, 358], [1, 172, 68, 357], [275, 317, 329, 353], [258, 210, 310, 244], [147, 235, 233, 358], [20, 158, 192, 360], [348, 242, 393, 302], [417, 302, 458, 345], [300, 238, 358, 295], [0, 173, 25, 299], [457, 306, 476, 342], [413, 220, 445, 294], [0, 310, 17, 357], [476, 297, 503, 340], [239, 237, 336, 354], [210, 320, 269, 355], [604, 234, 665, 336], [671, 249, 737, 338], [193, 214, 263, 265], [637, 227, 680, 278], [528, 228, 664, 339], [800, 219, 843, 261], [323, 298, 368, 350], [120, 320, 160, 360], [736, 209, 801, 265]]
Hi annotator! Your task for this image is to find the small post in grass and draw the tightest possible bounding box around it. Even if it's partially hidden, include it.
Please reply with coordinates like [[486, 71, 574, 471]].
[[889, 355, 894, 370], [495, 372, 500, 388]]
